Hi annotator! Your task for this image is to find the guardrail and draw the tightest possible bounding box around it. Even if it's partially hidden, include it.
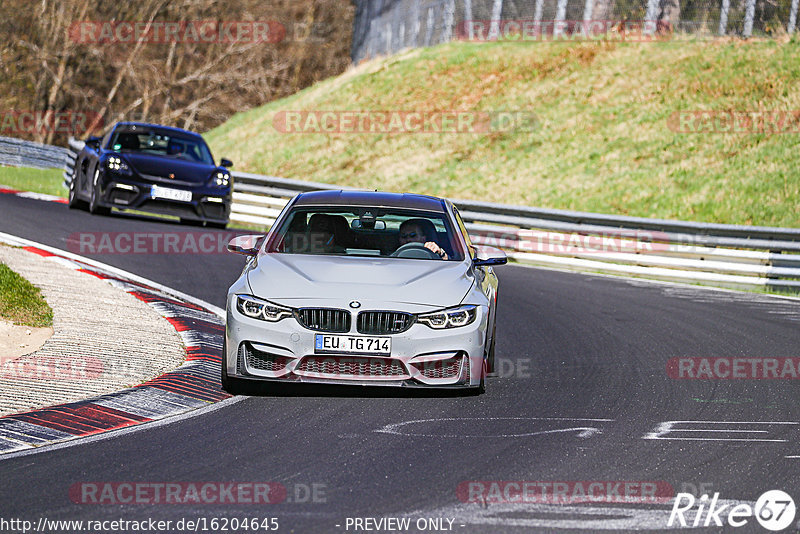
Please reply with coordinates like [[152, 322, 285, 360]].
[[228, 169, 800, 292], [24, 137, 800, 293], [0, 136, 70, 170]]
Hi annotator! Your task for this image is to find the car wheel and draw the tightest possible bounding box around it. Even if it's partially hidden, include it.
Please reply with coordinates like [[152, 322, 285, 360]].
[[88, 168, 110, 215], [67, 169, 85, 210], [207, 221, 228, 230], [179, 218, 204, 226]]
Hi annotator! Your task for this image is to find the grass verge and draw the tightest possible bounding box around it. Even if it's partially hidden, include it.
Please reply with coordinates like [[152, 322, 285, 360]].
[[0, 165, 66, 198], [0, 262, 53, 327]]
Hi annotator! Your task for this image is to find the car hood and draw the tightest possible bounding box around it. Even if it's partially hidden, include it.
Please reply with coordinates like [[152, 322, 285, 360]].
[[246, 253, 474, 308], [122, 153, 215, 183]]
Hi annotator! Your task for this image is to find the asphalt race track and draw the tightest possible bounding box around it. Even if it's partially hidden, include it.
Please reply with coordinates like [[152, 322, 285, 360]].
[[1, 192, 800, 532]]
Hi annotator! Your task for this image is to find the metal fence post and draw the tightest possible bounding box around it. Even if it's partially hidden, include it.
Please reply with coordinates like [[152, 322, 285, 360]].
[[534, 0, 544, 24], [583, 0, 594, 22], [644, 0, 660, 34], [718, 0, 730, 35], [385, 14, 393, 55], [555, 0, 568, 22], [412, 0, 421, 46], [391, 7, 399, 53], [789, 0, 799, 33], [425, 6, 434, 46], [462, 0, 473, 39], [443, 0, 456, 42], [367, 18, 376, 59], [489, 0, 503, 39], [743, 0, 756, 37]]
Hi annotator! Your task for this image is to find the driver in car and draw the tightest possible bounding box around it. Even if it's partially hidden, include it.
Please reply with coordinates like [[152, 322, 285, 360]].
[[397, 218, 449, 259]]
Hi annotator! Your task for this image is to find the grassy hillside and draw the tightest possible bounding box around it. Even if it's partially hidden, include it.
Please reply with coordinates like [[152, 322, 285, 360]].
[[206, 38, 800, 227]]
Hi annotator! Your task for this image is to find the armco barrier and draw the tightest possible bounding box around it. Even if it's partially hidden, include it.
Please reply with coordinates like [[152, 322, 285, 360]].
[[0, 136, 70, 170], [224, 164, 800, 292], [14, 137, 800, 292]]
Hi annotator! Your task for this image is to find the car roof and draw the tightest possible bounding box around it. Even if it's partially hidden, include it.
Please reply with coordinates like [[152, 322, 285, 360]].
[[292, 190, 448, 212], [113, 122, 203, 139]]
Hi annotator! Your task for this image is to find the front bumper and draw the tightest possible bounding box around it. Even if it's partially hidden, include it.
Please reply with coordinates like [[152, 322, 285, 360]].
[[98, 176, 231, 223], [224, 298, 488, 388]]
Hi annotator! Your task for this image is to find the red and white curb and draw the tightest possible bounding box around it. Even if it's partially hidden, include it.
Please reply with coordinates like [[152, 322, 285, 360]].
[[0, 232, 233, 457], [0, 185, 68, 205]]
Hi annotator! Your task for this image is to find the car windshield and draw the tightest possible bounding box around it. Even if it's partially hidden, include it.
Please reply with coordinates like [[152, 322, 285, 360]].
[[267, 207, 465, 261], [108, 130, 214, 165]]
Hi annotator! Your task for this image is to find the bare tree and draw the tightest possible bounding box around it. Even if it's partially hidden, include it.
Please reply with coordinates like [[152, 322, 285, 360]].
[[0, 0, 355, 145]]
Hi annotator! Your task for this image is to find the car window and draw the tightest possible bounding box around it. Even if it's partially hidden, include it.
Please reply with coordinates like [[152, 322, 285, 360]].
[[267, 207, 464, 261], [109, 130, 214, 165]]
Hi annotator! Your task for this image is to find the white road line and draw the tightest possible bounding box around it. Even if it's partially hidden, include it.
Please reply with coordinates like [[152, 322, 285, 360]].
[[642, 420, 799, 442]]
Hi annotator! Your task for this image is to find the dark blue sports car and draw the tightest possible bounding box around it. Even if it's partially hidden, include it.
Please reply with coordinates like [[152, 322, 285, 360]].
[[69, 122, 233, 228]]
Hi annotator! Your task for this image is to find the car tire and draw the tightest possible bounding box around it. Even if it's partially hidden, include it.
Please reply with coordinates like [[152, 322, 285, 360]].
[[207, 221, 228, 230], [67, 169, 86, 210], [179, 218, 203, 226], [88, 168, 111, 216]]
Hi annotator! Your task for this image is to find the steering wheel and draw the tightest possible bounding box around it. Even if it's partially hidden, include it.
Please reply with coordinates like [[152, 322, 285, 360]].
[[391, 242, 441, 259]]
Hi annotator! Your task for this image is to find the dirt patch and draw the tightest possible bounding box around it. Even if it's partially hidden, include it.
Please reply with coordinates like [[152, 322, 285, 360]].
[[0, 318, 52, 361]]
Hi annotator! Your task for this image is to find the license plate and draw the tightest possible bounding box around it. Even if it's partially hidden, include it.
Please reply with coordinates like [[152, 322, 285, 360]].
[[315, 334, 391, 355], [151, 185, 192, 202]]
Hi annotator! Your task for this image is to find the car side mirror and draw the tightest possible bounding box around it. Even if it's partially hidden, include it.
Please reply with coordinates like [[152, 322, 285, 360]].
[[472, 245, 507, 266], [220, 158, 233, 168], [227, 235, 262, 256], [86, 135, 101, 149]]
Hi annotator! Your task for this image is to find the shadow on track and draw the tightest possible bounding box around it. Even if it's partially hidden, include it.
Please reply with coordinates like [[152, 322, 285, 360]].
[[226, 380, 488, 399]]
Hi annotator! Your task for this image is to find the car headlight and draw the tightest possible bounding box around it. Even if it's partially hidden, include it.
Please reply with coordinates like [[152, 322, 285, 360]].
[[214, 171, 230, 187], [107, 156, 132, 175], [417, 305, 477, 329], [236, 294, 292, 322]]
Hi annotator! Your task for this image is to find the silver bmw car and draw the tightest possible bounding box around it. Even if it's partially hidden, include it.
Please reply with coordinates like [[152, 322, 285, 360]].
[[222, 190, 506, 394]]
